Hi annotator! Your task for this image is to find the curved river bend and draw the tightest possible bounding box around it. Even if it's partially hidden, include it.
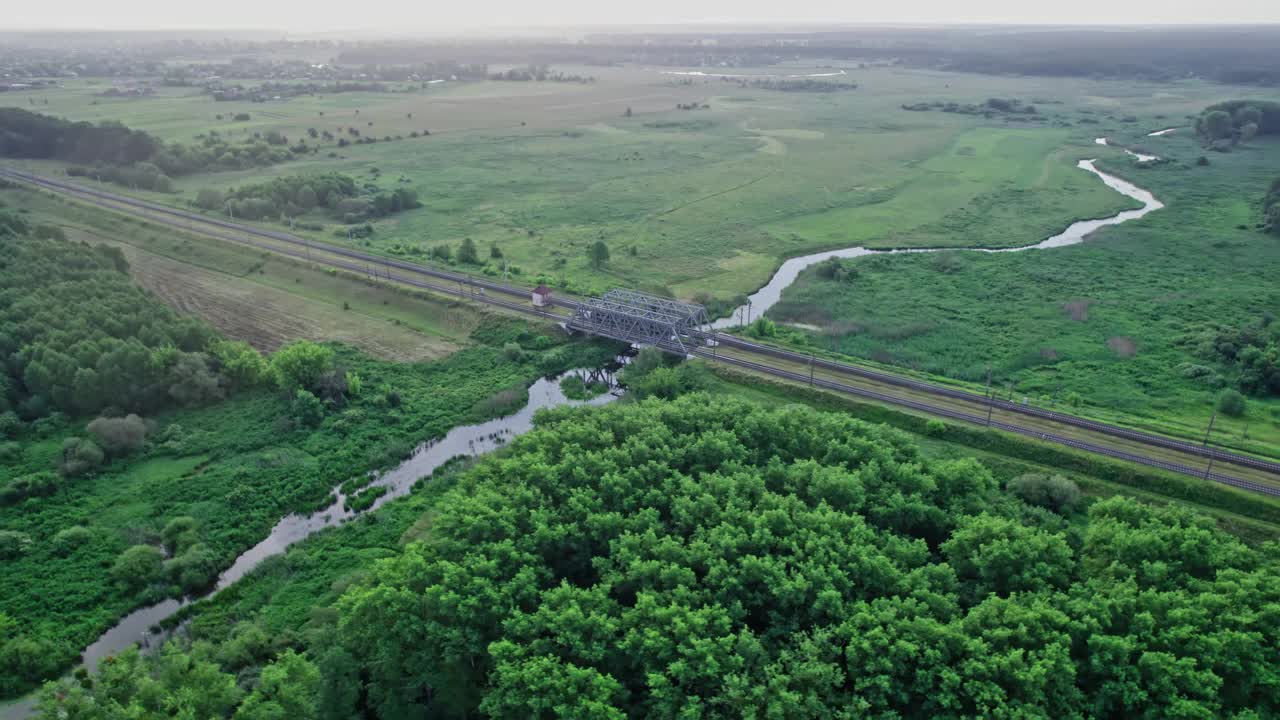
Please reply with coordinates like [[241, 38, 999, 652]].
[[1, 369, 620, 720], [714, 137, 1166, 329]]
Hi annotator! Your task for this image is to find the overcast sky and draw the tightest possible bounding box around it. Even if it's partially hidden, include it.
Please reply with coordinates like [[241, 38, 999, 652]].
[[6, 0, 1279, 32]]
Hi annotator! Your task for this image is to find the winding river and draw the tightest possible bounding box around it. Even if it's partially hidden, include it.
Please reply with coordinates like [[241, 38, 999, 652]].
[[2, 368, 620, 719], [712, 137, 1167, 329]]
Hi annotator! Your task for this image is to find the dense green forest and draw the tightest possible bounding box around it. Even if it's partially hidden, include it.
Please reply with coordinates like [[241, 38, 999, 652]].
[[31, 395, 1280, 718], [0, 213, 235, 421]]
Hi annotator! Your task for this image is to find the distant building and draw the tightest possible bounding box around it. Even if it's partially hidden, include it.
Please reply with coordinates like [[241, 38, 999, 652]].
[[532, 285, 553, 307]]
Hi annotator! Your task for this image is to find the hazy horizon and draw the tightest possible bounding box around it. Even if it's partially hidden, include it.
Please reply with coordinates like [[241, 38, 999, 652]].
[[3, 0, 1279, 34]]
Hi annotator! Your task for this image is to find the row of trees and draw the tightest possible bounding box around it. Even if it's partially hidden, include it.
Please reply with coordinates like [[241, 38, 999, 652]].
[[0, 109, 302, 191], [198, 172, 420, 224]]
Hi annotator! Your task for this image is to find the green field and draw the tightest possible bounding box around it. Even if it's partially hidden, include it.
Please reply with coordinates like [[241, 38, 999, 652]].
[[5, 65, 1278, 454], [767, 129, 1280, 455], [6, 66, 1244, 301]]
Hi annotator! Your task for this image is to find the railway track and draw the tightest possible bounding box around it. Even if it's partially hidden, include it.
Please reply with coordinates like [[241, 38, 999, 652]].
[[6, 167, 1279, 497]]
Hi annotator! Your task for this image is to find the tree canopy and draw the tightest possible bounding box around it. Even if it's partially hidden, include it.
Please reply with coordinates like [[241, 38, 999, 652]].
[[319, 395, 1280, 719], [0, 223, 256, 420]]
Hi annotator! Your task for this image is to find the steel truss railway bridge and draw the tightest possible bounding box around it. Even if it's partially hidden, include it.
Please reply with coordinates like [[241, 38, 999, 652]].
[[567, 290, 712, 354]]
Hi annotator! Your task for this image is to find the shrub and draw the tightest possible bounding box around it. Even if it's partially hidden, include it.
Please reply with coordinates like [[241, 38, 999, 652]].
[[924, 419, 947, 436], [59, 437, 104, 477], [0, 471, 60, 505], [291, 389, 325, 428], [164, 543, 218, 593], [161, 516, 200, 554], [1217, 389, 1247, 417], [86, 414, 148, 456], [0, 530, 32, 560], [111, 545, 165, 590], [747, 316, 778, 338], [1009, 473, 1083, 514], [501, 343, 526, 363], [0, 411, 21, 439], [51, 526, 92, 556]]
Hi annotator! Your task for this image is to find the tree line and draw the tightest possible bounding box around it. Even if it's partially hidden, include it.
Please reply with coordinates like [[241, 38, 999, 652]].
[[0, 109, 299, 191], [196, 172, 420, 224]]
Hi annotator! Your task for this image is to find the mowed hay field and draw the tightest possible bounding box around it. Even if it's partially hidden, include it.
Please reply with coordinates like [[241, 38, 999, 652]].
[[3, 187, 478, 360], [5, 65, 1243, 300]]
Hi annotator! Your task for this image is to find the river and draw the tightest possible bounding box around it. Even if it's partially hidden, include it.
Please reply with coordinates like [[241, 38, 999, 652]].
[[712, 137, 1166, 329], [2, 368, 620, 719]]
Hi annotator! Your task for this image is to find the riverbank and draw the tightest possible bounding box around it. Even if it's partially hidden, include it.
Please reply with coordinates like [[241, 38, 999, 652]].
[[0, 326, 620, 705], [714, 137, 1164, 328]]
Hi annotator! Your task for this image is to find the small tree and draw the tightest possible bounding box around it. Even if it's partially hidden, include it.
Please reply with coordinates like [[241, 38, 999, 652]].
[[271, 342, 335, 393], [291, 389, 325, 428], [490, 243, 504, 259], [589, 240, 610, 269], [1009, 473, 1082, 514], [112, 545, 164, 590], [86, 414, 148, 456], [1201, 110, 1233, 140], [624, 106, 633, 117], [59, 437, 104, 477], [195, 188, 225, 210], [1217, 389, 1247, 417], [458, 237, 480, 264], [0, 530, 32, 560]]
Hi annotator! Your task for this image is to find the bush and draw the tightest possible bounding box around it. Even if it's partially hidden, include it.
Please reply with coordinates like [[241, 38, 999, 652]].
[[0, 411, 21, 439], [0, 530, 32, 560], [161, 516, 200, 554], [291, 389, 325, 428], [86, 413, 148, 456], [924, 419, 947, 436], [1009, 473, 1083, 514], [164, 543, 218, 593], [747, 316, 778, 338], [59, 437, 104, 477], [51, 526, 92, 556], [500, 343, 526, 363], [1217, 389, 1247, 417], [111, 545, 164, 590], [0, 471, 60, 505]]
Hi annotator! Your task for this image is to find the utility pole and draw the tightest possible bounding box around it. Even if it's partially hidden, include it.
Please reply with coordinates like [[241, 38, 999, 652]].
[[746, 299, 753, 325], [1201, 412, 1218, 480], [984, 366, 994, 426]]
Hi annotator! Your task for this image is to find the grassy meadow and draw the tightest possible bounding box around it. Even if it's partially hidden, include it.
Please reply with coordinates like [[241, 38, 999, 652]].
[[769, 128, 1280, 455], [5, 65, 1233, 300], [5, 63, 1278, 455]]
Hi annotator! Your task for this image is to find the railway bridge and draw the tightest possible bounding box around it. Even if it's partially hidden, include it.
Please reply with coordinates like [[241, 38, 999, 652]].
[[566, 289, 712, 354]]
